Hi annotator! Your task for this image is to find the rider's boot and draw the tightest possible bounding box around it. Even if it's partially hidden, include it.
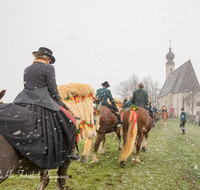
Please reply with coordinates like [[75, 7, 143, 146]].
[[67, 152, 80, 163], [117, 113, 122, 127]]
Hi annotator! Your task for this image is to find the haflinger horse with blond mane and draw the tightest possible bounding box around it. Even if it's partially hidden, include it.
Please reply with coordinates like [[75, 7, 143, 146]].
[[91, 97, 123, 163], [58, 85, 122, 164], [58, 83, 98, 163], [119, 105, 153, 168]]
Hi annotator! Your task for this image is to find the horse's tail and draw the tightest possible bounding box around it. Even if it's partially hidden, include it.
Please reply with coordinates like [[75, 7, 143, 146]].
[[119, 111, 138, 162], [81, 138, 94, 163]]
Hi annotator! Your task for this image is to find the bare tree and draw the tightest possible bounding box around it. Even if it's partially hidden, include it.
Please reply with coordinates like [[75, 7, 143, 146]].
[[114, 74, 160, 105], [128, 74, 139, 93], [114, 74, 139, 100], [142, 76, 160, 106], [114, 80, 131, 100]]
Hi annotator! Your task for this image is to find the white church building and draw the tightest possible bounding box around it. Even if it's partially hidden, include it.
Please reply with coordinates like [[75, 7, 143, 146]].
[[157, 44, 200, 117]]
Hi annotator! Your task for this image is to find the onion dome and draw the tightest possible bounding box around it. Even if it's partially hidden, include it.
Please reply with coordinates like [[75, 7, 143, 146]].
[[166, 41, 175, 65]]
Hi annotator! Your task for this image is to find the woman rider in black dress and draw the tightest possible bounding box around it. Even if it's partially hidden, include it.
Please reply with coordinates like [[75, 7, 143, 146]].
[[0, 47, 79, 169]]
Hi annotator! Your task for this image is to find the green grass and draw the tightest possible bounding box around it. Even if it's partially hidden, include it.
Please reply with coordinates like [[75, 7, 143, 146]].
[[1, 118, 200, 189]]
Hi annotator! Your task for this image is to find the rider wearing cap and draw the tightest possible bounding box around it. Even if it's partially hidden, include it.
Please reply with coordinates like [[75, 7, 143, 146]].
[[96, 81, 122, 125], [132, 83, 153, 117]]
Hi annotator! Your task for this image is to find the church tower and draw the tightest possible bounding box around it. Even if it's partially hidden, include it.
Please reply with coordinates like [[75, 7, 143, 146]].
[[166, 41, 175, 79]]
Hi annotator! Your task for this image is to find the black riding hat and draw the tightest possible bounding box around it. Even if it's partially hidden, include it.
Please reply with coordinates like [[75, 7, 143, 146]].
[[102, 81, 110, 87], [32, 47, 55, 64]]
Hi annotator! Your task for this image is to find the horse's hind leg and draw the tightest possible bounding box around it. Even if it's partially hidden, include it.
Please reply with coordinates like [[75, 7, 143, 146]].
[[115, 129, 122, 150], [56, 160, 70, 190], [134, 136, 138, 154], [142, 133, 148, 152], [99, 136, 105, 154], [135, 133, 144, 163], [92, 133, 105, 163], [37, 170, 50, 190]]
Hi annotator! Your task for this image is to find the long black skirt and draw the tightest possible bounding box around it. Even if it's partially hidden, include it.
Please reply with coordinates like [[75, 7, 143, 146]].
[[0, 103, 76, 169]]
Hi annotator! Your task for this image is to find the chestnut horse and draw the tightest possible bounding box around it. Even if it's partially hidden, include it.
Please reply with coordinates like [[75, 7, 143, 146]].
[[119, 107, 152, 168], [0, 90, 73, 190], [91, 98, 122, 163]]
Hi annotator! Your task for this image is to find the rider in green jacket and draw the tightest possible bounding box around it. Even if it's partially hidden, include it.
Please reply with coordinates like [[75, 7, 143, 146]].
[[96, 81, 122, 125], [132, 83, 153, 118]]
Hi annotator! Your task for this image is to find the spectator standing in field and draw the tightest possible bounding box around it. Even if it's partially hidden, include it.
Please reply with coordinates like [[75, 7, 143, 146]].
[[180, 108, 187, 135]]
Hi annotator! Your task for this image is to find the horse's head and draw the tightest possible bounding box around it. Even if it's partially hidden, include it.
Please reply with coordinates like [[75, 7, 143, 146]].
[[0, 90, 6, 100], [94, 95, 103, 105]]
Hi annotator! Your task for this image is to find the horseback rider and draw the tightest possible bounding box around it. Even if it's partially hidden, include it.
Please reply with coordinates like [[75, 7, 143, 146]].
[[162, 104, 167, 114], [153, 105, 158, 114], [96, 81, 122, 126], [122, 98, 128, 110], [127, 96, 133, 108], [0, 47, 79, 169], [132, 83, 153, 118]]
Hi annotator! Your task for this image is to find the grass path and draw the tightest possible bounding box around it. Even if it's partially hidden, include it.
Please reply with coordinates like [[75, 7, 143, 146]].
[[1, 118, 200, 189]]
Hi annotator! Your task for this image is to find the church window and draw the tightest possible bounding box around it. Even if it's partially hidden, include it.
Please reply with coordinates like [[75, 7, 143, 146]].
[[186, 102, 190, 106], [197, 102, 200, 106], [196, 111, 200, 116], [170, 68, 172, 71]]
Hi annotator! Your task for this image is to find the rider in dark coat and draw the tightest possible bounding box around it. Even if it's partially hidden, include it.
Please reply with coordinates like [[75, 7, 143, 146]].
[[132, 83, 153, 116], [122, 99, 128, 109], [153, 106, 158, 114], [127, 96, 133, 108], [0, 47, 79, 169], [96, 81, 122, 125]]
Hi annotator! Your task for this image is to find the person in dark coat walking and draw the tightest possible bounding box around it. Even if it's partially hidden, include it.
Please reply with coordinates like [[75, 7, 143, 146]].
[[0, 47, 79, 169], [180, 107, 187, 135], [96, 81, 122, 125]]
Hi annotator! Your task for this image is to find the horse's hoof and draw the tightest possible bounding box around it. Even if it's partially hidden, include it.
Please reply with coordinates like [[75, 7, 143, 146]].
[[135, 159, 140, 163], [142, 147, 146, 152], [99, 151, 105, 155], [118, 147, 122, 150], [90, 161, 99, 164], [81, 156, 88, 163], [120, 161, 126, 168], [90, 159, 99, 164]]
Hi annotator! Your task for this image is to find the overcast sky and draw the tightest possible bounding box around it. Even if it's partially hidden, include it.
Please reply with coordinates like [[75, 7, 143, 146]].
[[1, 0, 200, 102]]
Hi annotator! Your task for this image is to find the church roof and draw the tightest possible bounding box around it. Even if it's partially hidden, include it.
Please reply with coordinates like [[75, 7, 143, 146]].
[[158, 60, 200, 98]]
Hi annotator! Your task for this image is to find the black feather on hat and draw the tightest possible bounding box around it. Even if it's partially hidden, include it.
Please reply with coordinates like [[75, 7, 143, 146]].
[[32, 47, 55, 64]]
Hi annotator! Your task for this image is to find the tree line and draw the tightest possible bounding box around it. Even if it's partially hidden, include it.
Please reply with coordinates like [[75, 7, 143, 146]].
[[113, 74, 160, 106]]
